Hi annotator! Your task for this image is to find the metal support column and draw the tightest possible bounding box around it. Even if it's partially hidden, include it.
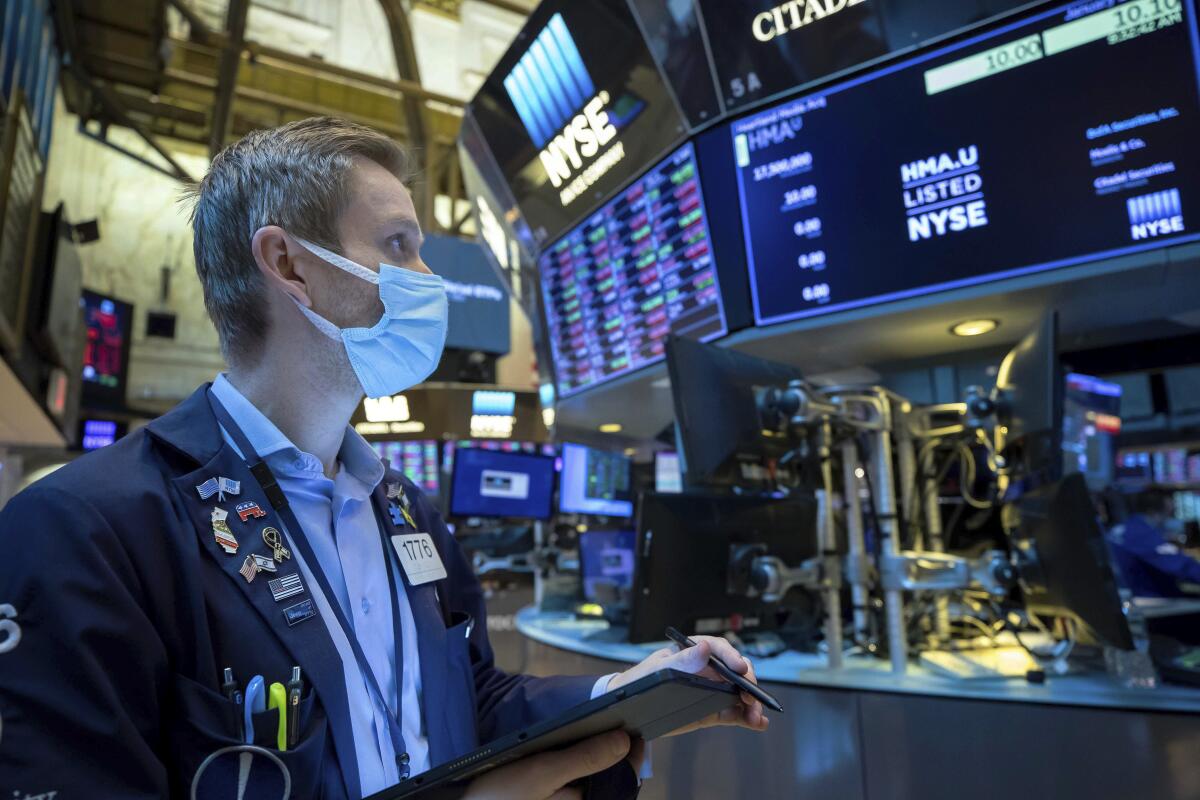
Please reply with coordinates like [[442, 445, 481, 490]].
[[871, 396, 907, 674], [841, 439, 870, 647], [819, 420, 843, 669]]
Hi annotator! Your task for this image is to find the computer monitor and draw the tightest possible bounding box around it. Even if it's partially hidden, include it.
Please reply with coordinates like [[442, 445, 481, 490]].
[[1012, 472, 1134, 650], [558, 443, 634, 518], [1062, 373, 1122, 491], [80, 290, 134, 408], [579, 529, 637, 608], [372, 440, 441, 499], [654, 452, 683, 494], [664, 335, 804, 491], [995, 311, 1062, 479], [449, 448, 556, 520], [629, 491, 820, 643]]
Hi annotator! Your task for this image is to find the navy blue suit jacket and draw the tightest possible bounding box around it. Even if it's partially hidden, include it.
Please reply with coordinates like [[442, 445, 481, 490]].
[[1108, 514, 1200, 599], [0, 385, 600, 798]]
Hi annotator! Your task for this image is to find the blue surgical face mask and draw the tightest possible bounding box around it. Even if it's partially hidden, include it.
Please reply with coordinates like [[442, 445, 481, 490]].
[[290, 236, 448, 398]]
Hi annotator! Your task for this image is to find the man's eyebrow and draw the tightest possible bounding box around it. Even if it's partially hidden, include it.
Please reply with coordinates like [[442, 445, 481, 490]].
[[386, 217, 424, 243]]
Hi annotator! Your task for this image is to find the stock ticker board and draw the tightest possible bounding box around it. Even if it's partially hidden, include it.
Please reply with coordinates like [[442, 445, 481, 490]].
[[541, 142, 728, 397], [732, 0, 1200, 325]]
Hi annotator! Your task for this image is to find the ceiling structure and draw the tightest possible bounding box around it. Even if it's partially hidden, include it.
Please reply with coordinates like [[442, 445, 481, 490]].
[[49, 0, 531, 233]]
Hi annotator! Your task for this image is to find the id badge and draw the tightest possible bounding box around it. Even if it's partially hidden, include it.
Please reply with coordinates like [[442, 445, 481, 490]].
[[391, 533, 448, 585]]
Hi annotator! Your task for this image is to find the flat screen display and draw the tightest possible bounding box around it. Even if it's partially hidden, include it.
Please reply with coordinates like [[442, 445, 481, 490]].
[[654, 451, 684, 493], [80, 419, 125, 451], [559, 443, 634, 518], [697, 0, 1034, 113], [80, 290, 133, 405], [731, 0, 1200, 326], [1062, 373, 1122, 490], [372, 440, 440, 497], [579, 529, 637, 605], [450, 448, 556, 519], [421, 235, 511, 355], [541, 142, 728, 397], [468, 1, 688, 242]]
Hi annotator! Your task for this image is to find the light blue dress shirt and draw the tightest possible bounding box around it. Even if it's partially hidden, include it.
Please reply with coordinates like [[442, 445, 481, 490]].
[[212, 374, 426, 793], [211, 375, 616, 794]]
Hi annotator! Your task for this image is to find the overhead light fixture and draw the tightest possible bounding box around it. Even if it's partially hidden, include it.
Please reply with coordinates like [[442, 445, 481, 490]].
[[950, 319, 999, 337], [599, 423, 623, 434]]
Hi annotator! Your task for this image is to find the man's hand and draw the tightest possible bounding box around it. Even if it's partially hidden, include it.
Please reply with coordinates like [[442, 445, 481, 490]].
[[607, 635, 770, 736], [463, 730, 633, 800]]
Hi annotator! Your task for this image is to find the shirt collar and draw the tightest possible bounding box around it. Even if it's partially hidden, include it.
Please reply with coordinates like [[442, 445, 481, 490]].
[[211, 373, 385, 489]]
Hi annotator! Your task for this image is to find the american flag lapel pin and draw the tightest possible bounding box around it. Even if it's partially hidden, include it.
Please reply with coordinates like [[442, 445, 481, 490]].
[[239, 555, 259, 583]]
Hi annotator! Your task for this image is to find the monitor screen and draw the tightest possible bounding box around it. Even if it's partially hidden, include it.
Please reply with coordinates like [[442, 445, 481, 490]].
[[79, 418, 125, 451], [559, 443, 634, 518], [695, 0, 1033, 114], [730, 0, 1200, 326], [450, 448, 556, 519], [372, 440, 440, 497], [468, 2, 688, 242], [80, 290, 133, 406], [1062, 373, 1122, 490], [541, 141, 728, 398], [579, 529, 637, 606], [654, 451, 683, 494]]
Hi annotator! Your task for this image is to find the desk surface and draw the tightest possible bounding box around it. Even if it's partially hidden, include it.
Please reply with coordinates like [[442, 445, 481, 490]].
[[515, 606, 1200, 714]]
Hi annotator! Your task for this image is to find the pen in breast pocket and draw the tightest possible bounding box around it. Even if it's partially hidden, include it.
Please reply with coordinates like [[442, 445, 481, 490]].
[[221, 667, 245, 740], [286, 666, 303, 748]]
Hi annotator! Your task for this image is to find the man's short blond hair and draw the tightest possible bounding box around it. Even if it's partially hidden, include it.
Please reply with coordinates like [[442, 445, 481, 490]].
[[183, 117, 411, 365]]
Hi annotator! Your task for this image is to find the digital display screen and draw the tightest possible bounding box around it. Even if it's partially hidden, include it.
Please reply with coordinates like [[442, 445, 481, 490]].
[[372, 440, 440, 497], [541, 142, 727, 397], [559, 443, 634, 518], [421, 235, 511, 355], [697, 0, 1033, 113], [654, 451, 684, 493], [731, 0, 1200, 326], [1062, 373, 1122, 490], [579, 529, 637, 605], [81, 290, 132, 402], [469, 1, 688, 242], [80, 419, 122, 451], [450, 448, 556, 519]]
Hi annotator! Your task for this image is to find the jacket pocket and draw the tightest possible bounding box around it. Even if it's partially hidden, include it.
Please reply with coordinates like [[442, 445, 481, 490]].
[[166, 672, 329, 799], [444, 611, 479, 752]]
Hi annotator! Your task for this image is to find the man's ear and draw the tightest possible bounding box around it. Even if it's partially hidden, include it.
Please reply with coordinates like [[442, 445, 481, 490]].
[[251, 225, 314, 308]]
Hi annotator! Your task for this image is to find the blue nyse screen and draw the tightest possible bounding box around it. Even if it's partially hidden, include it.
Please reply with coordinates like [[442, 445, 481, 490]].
[[541, 142, 728, 397], [732, 0, 1200, 326]]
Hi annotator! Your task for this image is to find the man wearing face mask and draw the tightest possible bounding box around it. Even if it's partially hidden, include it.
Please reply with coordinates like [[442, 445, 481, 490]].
[[1108, 487, 1200, 599], [0, 118, 768, 799]]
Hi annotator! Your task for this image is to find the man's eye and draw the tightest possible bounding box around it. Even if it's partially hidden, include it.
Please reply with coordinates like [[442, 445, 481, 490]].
[[390, 236, 411, 256]]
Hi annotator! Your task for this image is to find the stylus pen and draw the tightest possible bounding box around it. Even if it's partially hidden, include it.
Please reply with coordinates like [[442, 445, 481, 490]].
[[664, 626, 784, 714]]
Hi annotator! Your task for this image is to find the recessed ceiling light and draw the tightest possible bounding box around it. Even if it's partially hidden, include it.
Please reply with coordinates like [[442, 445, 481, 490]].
[[599, 423, 623, 434], [950, 319, 999, 337]]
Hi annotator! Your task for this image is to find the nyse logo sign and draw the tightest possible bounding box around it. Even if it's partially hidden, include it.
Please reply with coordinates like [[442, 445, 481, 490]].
[[503, 14, 624, 207], [753, 0, 869, 42], [1127, 188, 1184, 240]]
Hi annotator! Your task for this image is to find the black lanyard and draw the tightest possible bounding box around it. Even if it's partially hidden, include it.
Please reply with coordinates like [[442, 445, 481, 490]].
[[207, 389, 412, 776]]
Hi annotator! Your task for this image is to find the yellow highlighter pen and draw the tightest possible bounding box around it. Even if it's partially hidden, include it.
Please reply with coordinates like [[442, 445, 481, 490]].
[[268, 681, 288, 751]]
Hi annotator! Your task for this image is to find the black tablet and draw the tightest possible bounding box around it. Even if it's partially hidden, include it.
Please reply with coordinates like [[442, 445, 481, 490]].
[[367, 668, 738, 799]]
